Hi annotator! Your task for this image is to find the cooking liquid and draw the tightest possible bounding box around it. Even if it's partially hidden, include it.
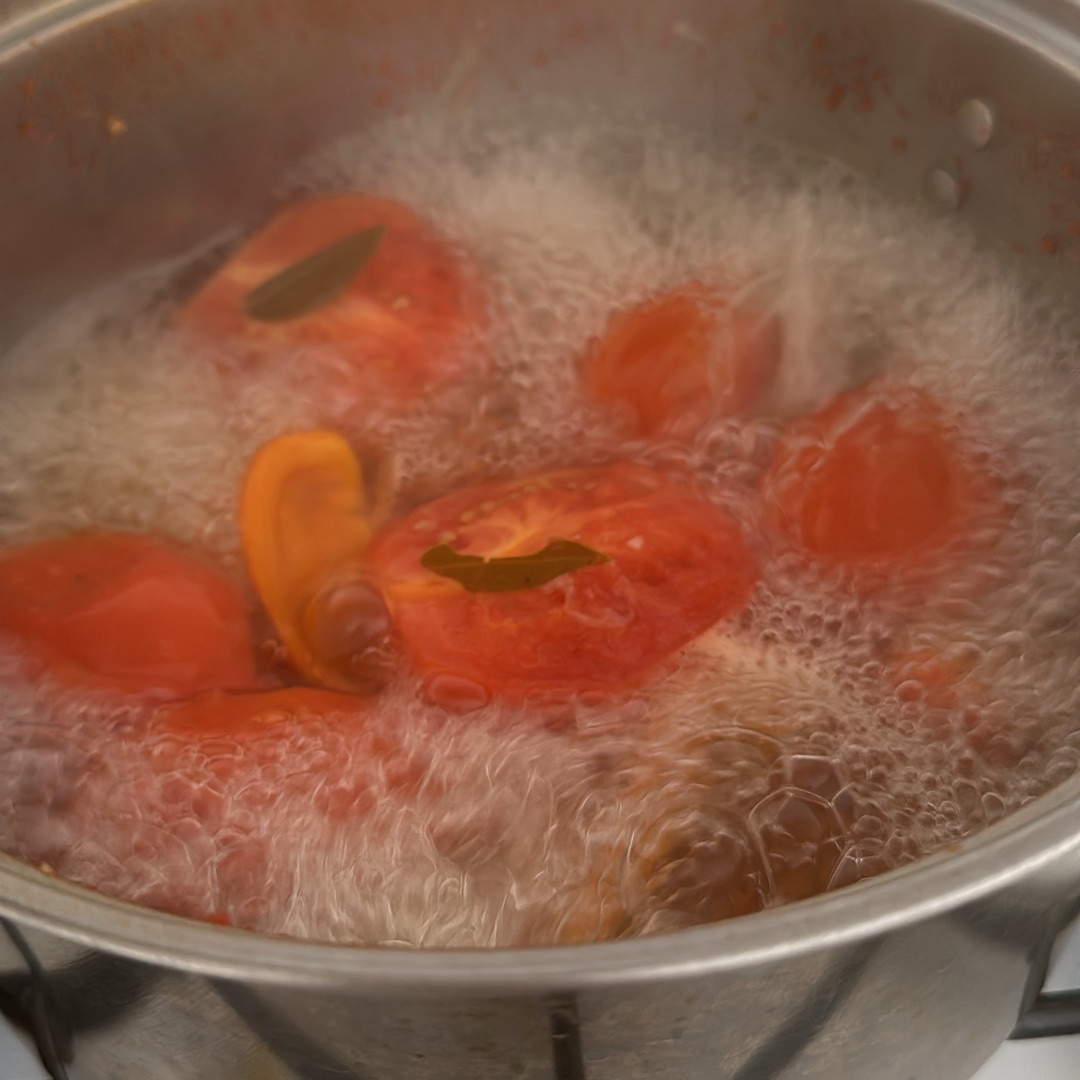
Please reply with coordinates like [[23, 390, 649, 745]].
[[1, 105, 1080, 946]]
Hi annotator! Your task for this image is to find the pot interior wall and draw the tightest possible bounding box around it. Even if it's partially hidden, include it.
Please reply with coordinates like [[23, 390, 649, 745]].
[[2, 0, 1080, 352]]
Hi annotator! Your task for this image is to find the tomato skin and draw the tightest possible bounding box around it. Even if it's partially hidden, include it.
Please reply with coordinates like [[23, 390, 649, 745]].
[[582, 284, 782, 439], [364, 462, 757, 709], [762, 382, 997, 575], [0, 532, 258, 699], [180, 194, 486, 402]]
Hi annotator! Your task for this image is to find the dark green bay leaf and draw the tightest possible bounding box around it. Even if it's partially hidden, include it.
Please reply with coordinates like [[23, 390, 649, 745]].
[[420, 538, 610, 593], [244, 224, 386, 323]]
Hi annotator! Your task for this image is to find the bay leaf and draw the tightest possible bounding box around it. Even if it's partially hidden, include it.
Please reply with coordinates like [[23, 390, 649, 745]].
[[420, 538, 610, 593], [244, 224, 385, 323]]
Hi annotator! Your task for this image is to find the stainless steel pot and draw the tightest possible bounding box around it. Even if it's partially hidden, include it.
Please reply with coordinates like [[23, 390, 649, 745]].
[[3, 1, 1080, 1077]]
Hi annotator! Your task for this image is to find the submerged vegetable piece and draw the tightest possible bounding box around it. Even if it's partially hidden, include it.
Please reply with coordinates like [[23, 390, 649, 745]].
[[158, 686, 363, 738], [582, 284, 782, 438], [240, 430, 393, 693], [0, 532, 257, 699], [550, 639, 861, 943], [763, 382, 998, 573], [364, 462, 757, 710], [180, 193, 486, 401]]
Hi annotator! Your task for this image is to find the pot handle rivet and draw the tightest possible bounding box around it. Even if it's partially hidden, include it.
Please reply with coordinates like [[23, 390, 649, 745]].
[[957, 98, 996, 150], [924, 167, 964, 211]]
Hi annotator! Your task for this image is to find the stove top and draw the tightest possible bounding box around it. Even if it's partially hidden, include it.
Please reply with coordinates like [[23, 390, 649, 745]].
[[971, 912, 1080, 1080]]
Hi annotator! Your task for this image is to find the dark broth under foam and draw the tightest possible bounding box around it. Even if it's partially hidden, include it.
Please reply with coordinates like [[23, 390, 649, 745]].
[[1, 106, 1080, 946]]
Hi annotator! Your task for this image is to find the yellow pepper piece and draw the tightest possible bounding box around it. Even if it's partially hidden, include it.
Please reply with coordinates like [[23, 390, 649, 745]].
[[241, 430, 384, 692]]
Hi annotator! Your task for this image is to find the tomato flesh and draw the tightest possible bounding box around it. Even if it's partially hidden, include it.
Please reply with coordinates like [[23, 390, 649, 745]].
[[582, 284, 782, 438], [0, 532, 258, 699], [364, 462, 757, 709], [180, 193, 486, 403], [763, 383, 996, 570]]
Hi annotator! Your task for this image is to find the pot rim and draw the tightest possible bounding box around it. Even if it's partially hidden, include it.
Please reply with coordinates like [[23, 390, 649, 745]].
[[1, 771, 1078, 991], [2, 0, 1080, 993]]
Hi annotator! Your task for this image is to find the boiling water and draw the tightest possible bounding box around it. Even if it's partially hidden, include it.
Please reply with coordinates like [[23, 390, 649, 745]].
[[2, 103, 1080, 946]]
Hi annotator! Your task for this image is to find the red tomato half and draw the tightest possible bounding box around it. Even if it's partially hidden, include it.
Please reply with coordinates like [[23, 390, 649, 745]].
[[762, 383, 999, 575], [582, 284, 782, 439], [0, 532, 258, 699], [180, 193, 487, 403], [364, 462, 757, 710]]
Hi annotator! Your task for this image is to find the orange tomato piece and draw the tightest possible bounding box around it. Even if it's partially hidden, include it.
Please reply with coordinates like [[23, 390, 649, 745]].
[[582, 283, 782, 438], [240, 430, 392, 693], [0, 532, 257, 699], [364, 462, 757, 710], [180, 193, 486, 402], [763, 382, 998, 571]]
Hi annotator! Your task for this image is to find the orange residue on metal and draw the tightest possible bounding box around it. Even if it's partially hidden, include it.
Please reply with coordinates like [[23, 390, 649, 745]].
[[1061, 163, 1077, 180], [798, 27, 892, 117], [63, 133, 82, 168], [20, 78, 36, 98], [533, 47, 550, 68], [193, 10, 214, 47], [1040, 234, 1060, 255], [891, 135, 908, 153], [413, 62, 437, 91], [825, 83, 847, 111], [1068, 220, 1080, 238], [298, 0, 355, 26], [16, 119, 33, 140], [375, 51, 403, 82], [557, 18, 588, 45], [372, 88, 391, 109], [770, 17, 789, 35]]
